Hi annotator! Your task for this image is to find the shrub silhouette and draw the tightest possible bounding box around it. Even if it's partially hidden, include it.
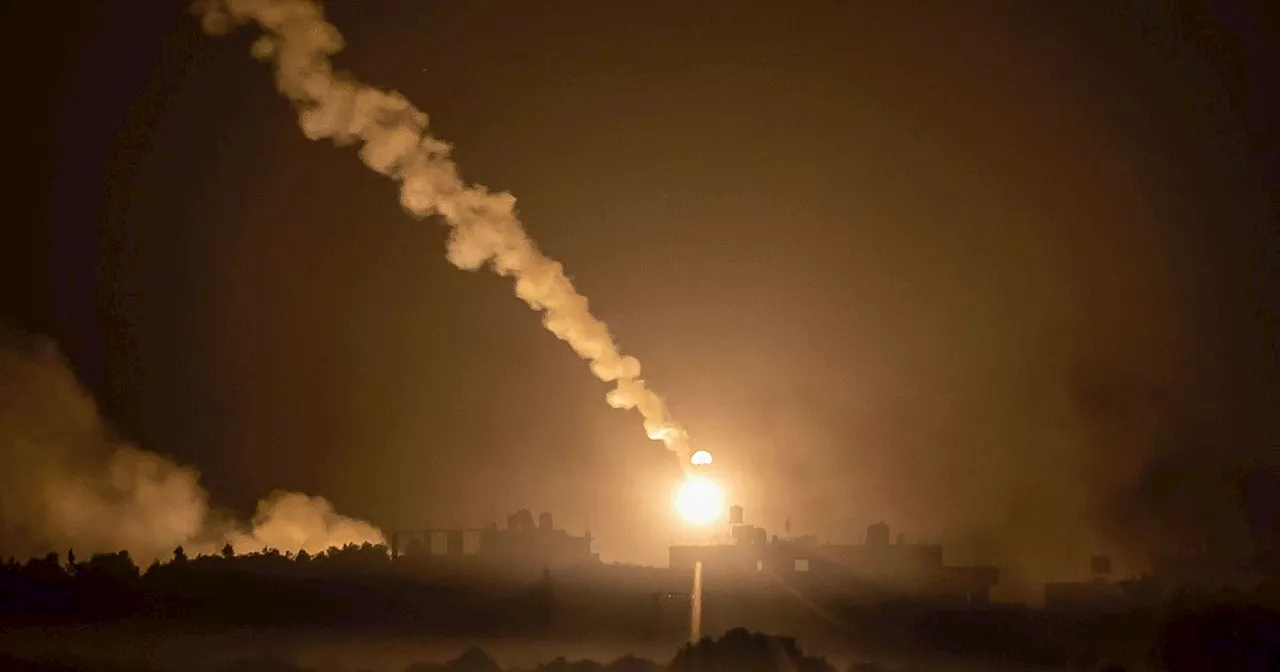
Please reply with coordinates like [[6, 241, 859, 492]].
[[406, 647, 502, 672], [215, 658, 318, 672], [668, 629, 836, 672], [602, 655, 659, 672]]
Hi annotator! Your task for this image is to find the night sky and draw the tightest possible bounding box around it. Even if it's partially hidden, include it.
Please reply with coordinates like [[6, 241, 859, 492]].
[[2, 1, 1276, 596]]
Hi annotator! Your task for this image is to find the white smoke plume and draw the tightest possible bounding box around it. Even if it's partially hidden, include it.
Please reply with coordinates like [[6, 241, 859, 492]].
[[192, 0, 691, 460], [231, 490, 384, 556], [0, 328, 383, 563]]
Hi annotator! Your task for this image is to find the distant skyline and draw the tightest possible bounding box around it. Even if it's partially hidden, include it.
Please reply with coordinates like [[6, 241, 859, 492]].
[[1, 1, 1276, 603]]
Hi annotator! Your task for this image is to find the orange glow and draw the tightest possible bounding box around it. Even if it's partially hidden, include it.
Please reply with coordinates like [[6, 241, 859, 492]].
[[674, 476, 724, 525]]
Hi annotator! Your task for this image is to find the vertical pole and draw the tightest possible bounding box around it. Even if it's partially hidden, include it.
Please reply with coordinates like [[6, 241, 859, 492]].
[[690, 560, 703, 642]]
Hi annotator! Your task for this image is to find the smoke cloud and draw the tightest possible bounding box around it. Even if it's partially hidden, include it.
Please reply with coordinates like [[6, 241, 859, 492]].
[[231, 491, 384, 556], [191, 0, 691, 460], [0, 327, 382, 563]]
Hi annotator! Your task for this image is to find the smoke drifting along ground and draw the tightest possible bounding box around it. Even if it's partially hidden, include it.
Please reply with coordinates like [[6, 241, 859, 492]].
[[192, 0, 690, 461], [0, 327, 382, 562]]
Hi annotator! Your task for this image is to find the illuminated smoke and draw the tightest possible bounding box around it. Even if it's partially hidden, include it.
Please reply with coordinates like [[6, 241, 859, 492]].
[[0, 328, 383, 563], [231, 490, 385, 556], [192, 0, 691, 460]]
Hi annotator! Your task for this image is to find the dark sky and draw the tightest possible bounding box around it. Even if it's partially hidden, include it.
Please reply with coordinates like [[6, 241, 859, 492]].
[[3, 0, 1276, 593]]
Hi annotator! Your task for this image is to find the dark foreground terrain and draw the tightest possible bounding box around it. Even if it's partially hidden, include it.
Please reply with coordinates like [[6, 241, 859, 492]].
[[2, 546, 1277, 671], [2, 612, 1278, 672]]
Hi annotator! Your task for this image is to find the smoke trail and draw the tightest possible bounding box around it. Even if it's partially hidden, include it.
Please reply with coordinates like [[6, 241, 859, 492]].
[[0, 327, 383, 563], [192, 0, 691, 460]]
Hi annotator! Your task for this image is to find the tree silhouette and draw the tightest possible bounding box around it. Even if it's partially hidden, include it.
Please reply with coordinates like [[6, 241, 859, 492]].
[[668, 629, 835, 672]]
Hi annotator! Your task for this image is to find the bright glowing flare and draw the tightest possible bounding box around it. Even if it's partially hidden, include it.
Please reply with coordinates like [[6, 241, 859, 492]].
[[690, 450, 713, 466], [675, 476, 725, 525]]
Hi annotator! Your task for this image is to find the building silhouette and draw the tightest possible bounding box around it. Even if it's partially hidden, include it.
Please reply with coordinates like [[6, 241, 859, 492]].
[[391, 508, 597, 570], [391, 507, 1002, 608], [670, 514, 999, 605], [1043, 554, 1134, 612]]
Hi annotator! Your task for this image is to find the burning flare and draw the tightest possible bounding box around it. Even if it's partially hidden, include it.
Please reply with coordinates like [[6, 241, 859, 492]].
[[192, 0, 691, 461], [674, 476, 724, 525]]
